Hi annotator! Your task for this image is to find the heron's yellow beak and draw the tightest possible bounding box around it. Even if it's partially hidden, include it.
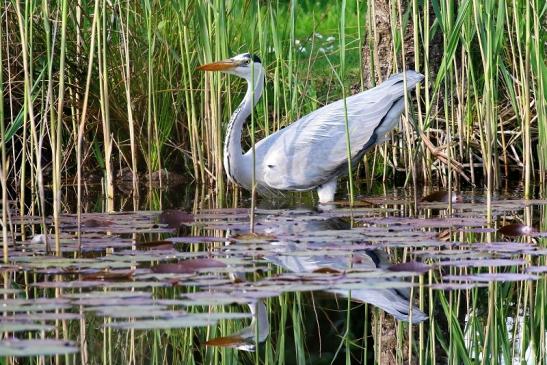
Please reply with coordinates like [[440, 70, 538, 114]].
[[197, 59, 237, 72]]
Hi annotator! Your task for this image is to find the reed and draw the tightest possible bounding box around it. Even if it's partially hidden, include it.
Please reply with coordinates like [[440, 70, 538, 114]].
[[2, 0, 544, 211], [0, 11, 7, 263]]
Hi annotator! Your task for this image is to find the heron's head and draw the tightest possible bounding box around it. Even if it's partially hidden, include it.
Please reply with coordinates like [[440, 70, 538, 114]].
[[197, 53, 263, 80]]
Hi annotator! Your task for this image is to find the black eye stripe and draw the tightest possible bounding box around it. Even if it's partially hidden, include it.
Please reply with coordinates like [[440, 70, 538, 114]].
[[239, 53, 261, 64], [250, 54, 262, 63]]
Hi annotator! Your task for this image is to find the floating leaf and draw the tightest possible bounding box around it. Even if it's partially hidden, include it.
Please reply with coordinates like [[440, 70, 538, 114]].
[[70, 297, 181, 307], [81, 270, 134, 281], [430, 283, 488, 290], [6, 313, 82, 321], [0, 339, 79, 357], [230, 232, 277, 242], [0, 322, 55, 332], [180, 291, 256, 306], [32, 280, 106, 289], [86, 305, 174, 318], [444, 273, 538, 282], [421, 191, 463, 203], [0, 265, 19, 273], [107, 316, 217, 330], [82, 218, 113, 228], [166, 236, 227, 244], [0, 288, 21, 295], [498, 223, 537, 237], [438, 258, 527, 268], [525, 266, 547, 273], [62, 290, 151, 300], [0, 301, 72, 313], [159, 210, 193, 228], [151, 259, 226, 274], [387, 261, 430, 273], [135, 240, 174, 250]]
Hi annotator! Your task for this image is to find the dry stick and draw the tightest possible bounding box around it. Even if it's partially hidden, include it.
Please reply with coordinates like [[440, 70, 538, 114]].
[[422, 0, 432, 183], [396, 0, 417, 206], [79, 304, 89, 364], [419, 131, 469, 181], [98, 0, 114, 212], [4, 8, 18, 248], [19, 41, 27, 243], [412, 0, 425, 185], [457, 49, 465, 171], [77, 0, 100, 254]]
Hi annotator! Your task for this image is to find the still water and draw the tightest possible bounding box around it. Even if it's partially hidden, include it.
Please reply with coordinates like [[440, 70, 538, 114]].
[[1, 183, 546, 364]]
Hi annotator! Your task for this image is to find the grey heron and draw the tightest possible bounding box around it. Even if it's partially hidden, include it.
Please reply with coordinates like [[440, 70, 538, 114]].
[[198, 53, 424, 203]]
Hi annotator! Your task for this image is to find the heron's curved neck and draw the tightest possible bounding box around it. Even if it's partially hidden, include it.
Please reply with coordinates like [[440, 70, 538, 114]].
[[224, 68, 264, 187]]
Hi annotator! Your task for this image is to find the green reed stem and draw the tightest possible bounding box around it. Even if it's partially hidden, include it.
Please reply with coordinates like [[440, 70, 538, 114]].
[[76, 0, 100, 254], [51, 0, 68, 256], [119, 1, 138, 200], [0, 14, 7, 263], [15, 0, 48, 251]]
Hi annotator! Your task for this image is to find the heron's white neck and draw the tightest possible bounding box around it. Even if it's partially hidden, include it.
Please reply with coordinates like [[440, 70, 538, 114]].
[[223, 66, 265, 188]]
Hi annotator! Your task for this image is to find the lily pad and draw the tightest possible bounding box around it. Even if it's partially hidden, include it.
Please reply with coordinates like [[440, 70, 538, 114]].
[[498, 223, 537, 237], [0, 322, 55, 332], [387, 261, 431, 273], [421, 191, 463, 203], [151, 259, 227, 274], [107, 316, 217, 330], [0, 339, 79, 357]]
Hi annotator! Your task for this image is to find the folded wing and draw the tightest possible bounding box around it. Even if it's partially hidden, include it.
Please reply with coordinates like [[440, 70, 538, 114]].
[[260, 71, 422, 190]]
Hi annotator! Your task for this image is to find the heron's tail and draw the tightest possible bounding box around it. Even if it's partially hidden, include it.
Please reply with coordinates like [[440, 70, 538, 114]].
[[385, 70, 425, 91]]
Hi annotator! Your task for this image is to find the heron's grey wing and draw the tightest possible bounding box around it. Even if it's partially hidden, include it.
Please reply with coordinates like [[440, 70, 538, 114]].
[[261, 72, 421, 190]]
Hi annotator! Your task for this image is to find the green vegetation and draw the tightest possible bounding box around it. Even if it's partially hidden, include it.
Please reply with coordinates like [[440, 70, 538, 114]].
[[0, 0, 546, 364]]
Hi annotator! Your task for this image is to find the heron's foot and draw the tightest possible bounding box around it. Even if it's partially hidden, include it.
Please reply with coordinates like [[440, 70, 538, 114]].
[[317, 178, 337, 204]]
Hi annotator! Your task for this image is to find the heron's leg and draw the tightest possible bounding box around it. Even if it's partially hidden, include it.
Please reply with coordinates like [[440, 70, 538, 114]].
[[317, 177, 337, 203]]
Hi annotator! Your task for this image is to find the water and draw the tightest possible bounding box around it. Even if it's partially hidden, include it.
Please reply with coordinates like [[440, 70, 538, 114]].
[[1, 185, 546, 364]]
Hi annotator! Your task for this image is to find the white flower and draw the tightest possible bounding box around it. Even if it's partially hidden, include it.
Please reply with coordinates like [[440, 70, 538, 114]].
[[314, 32, 323, 39], [319, 47, 326, 53], [326, 36, 335, 42], [295, 39, 301, 45]]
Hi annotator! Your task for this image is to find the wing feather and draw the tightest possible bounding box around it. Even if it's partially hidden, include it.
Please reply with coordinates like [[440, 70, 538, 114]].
[[255, 72, 422, 191]]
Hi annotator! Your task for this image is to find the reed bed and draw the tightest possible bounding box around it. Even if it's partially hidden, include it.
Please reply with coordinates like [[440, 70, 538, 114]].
[[0, 0, 544, 214]]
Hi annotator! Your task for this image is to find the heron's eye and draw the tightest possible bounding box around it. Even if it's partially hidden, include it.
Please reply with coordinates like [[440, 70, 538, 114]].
[[244, 59, 250, 65]]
